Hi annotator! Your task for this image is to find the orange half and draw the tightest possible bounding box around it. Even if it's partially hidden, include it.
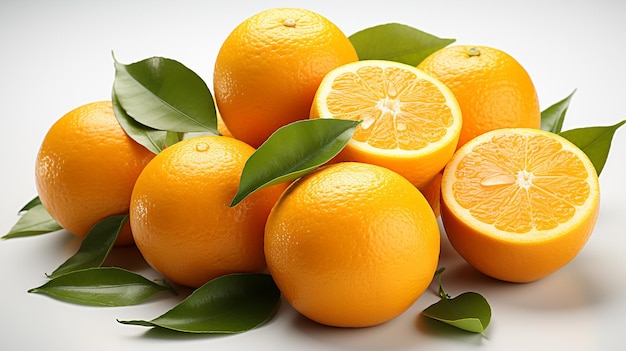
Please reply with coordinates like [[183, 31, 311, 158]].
[[441, 128, 600, 282], [310, 60, 462, 188]]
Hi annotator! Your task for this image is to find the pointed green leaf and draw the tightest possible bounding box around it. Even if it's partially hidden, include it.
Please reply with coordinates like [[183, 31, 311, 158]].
[[541, 89, 576, 133], [118, 273, 280, 333], [230, 119, 360, 206], [559, 120, 625, 176], [423, 267, 491, 334], [3, 203, 62, 239], [112, 54, 218, 134], [28, 267, 176, 306], [423, 292, 492, 334], [18, 196, 42, 214], [349, 23, 455, 66], [47, 215, 127, 279], [112, 90, 167, 154], [165, 130, 184, 147]]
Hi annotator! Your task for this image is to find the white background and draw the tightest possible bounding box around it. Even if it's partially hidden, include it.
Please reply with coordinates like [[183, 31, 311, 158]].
[[1, 0, 625, 350]]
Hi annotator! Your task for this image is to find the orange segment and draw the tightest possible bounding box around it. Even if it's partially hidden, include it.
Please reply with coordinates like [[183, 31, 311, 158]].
[[441, 128, 600, 282], [327, 64, 454, 150], [453, 132, 591, 233], [311, 60, 462, 188]]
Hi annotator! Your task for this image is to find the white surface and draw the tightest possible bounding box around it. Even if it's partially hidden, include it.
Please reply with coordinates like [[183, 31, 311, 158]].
[[1, 0, 625, 350]]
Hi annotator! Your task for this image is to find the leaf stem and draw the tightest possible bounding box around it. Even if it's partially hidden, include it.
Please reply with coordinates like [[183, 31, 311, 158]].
[[155, 278, 178, 296], [434, 267, 450, 300]]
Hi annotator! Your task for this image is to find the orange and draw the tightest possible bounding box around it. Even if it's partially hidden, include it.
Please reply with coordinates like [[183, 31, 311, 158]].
[[129, 135, 286, 288], [418, 45, 541, 149], [310, 60, 462, 189], [213, 7, 359, 148], [419, 171, 442, 217], [216, 110, 233, 138], [35, 101, 155, 246], [265, 162, 440, 327], [440, 128, 600, 283]]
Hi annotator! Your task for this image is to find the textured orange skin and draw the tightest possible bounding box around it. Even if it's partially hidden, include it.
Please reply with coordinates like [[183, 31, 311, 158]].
[[441, 199, 599, 283], [440, 129, 600, 283], [129, 136, 287, 288], [418, 171, 442, 217], [329, 137, 455, 189], [216, 110, 233, 138], [213, 8, 358, 148], [35, 101, 155, 246], [418, 45, 541, 148], [265, 162, 440, 327]]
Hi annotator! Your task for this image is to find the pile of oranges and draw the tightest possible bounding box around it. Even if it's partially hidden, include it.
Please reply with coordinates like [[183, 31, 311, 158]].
[[34, 8, 600, 328]]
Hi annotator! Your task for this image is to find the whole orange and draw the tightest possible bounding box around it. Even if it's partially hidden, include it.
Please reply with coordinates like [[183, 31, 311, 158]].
[[213, 7, 359, 148], [129, 135, 286, 288], [265, 162, 440, 327], [35, 101, 155, 246], [418, 45, 541, 148]]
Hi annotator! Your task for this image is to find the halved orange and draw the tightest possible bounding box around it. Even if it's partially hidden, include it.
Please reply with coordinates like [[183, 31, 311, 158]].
[[310, 60, 462, 188], [441, 128, 600, 283]]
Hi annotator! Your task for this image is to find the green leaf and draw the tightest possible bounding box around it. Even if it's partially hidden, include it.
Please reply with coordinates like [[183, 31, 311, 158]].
[[118, 273, 280, 333], [112, 54, 218, 134], [423, 292, 492, 334], [28, 267, 176, 306], [422, 267, 491, 334], [2, 203, 62, 239], [349, 23, 455, 66], [112, 90, 167, 154], [541, 89, 576, 133], [230, 119, 360, 206], [165, 130, 184, 147], [18, 196, 42, 214], [47, 215, 127, 279], [559, 119, 625, 176]]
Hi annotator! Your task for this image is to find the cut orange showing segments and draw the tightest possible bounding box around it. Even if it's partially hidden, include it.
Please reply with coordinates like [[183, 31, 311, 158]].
[[441, 128, 600, 283], [310, 60, 462, 188]]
